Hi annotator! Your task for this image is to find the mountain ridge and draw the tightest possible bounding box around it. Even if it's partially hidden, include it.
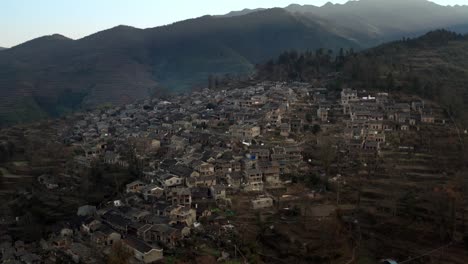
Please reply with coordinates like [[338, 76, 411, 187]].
[[0, 8, 358, 126], [219, 8, 266, 17], [2, 0, 468, 126]]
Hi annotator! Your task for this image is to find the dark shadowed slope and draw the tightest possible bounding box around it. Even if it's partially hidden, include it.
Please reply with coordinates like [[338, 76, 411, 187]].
[[0, 9, 358, 126]]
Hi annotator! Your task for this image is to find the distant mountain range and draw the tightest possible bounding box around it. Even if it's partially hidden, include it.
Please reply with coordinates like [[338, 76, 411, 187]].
[[285, 0, 468, 45], [0, 47, 6, 51], [1, 0, 468, 125]]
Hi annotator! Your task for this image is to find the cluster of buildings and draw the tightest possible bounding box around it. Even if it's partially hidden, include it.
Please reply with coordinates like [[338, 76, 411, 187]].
[[2, 81, 446, 264], [13, 82, 336, 263], [341, 88, 443, 154]]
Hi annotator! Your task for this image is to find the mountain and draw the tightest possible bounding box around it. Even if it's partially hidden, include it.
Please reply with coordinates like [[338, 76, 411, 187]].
[[285, 0, 468, 46], [0, 8, 358, 126], [0, 47, 5, 51], [447, 23, 468, 34], [220, 8, 266, 17], [2, 0, 468, 126]]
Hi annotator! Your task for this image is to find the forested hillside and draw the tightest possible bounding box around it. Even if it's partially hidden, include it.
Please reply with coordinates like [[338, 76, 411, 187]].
[[256, 30, 468, 125], [344, 30, 468, 124]]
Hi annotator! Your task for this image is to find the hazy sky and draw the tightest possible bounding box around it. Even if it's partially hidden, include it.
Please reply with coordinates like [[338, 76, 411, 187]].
[[1, 0, 467, 47]]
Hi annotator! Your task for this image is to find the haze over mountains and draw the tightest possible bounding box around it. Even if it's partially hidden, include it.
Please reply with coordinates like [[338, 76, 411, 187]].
[[287, 0, 468, 44], [1, 0, 468, 125]]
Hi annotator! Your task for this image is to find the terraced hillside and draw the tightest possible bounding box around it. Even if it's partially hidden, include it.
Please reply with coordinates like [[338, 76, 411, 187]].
[[342, 123, 468, 263]]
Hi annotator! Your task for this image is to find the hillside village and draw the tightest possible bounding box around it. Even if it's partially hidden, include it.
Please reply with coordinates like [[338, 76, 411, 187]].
[[1, 80, 466, 264]]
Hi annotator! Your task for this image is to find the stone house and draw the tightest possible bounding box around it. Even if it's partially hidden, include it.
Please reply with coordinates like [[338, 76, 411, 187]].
[[38, 174, 59, 190], [317, 107, 329, 122], [368, 121, 383, 131], [145, 224, 180, 248], [243, 169, 264, 192], [290, 119, 303, 133], [156, 174, 184, 189], [230, 124, 261, 140], [126, 181, 146, 193], [91, 225, 121, 247], [141, 185, 164, 201], [364, 141, 380, 151], [226, 172, 243, 189], [170, 135, 188, 152], [197, 162, 215, 177], [214, 160, 233, 177], [262, 165, 281, 185], [103, 151, 121, 165], [366, 132, 386, 144], [165, 206, 197, 226], [186, 176, 217, 188], [421, 112, 435, 124], [411, 100, 425, 112], [249, 148, 270, 161], [266, 109, 283, 127], [123, 236, 163, 264], [341, 88, 358, 114], [280, 123, 291, 137], [397, 112, 411, 124], [102, 213, 130, 234], [167, 188, 192, 206], [251, 196, 274, 209], [210, 185, 227, 200], [81, 218, 101, 234]]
